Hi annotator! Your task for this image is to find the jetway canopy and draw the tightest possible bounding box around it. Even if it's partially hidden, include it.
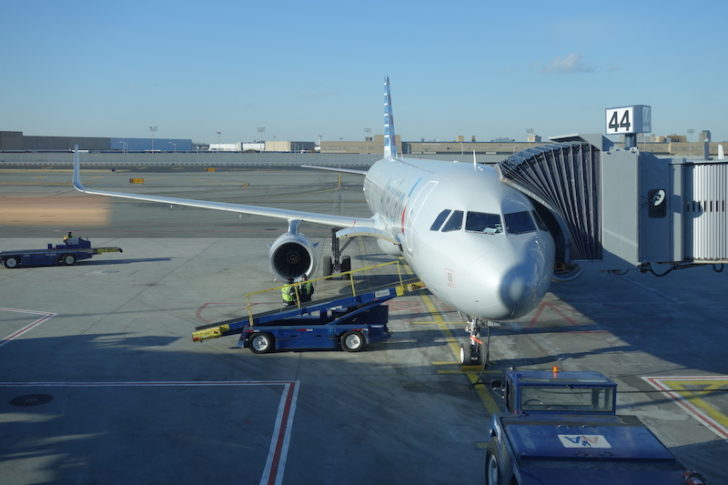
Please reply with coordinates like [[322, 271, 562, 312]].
[[497, 142, 601, 262], [498, 139, 728, 271]]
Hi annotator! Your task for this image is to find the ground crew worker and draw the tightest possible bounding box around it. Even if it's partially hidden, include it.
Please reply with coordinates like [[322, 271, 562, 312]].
[[281, 278, 297, 306], [299, 275, 314, 303]]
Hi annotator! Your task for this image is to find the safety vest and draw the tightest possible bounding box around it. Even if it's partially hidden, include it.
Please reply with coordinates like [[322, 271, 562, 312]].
[[281, 284, 296, 303], [300, 281, 313, 298]]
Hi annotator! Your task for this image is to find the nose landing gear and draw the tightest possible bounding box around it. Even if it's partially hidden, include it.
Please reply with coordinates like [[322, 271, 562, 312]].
[[459, 317, 493, 367]]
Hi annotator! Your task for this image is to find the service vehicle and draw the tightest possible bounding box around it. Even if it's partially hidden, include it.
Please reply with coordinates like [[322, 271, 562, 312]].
[[484, 368, 706, 485], [193, 287, 396, 353], [0, 234, 122, 268]]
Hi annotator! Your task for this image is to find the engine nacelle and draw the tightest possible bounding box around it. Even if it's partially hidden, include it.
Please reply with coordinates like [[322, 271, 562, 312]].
[[269, 232, 316, 281]]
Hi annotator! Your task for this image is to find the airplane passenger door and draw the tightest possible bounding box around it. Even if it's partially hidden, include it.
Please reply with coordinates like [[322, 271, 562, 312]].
[[405, 181, 437, 254]]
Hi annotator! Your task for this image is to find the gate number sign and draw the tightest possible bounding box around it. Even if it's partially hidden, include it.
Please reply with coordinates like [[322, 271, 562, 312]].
[[605, 105, 651, 135]]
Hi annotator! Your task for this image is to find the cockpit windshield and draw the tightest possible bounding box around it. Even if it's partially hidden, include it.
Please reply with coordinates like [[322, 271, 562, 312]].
[[441, 210, 464, 232], [504, 211, 536, 234], [466, 212, 503, 234]]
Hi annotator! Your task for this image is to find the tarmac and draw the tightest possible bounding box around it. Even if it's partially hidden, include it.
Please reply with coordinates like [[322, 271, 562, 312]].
[[1, 166, 726, 484]]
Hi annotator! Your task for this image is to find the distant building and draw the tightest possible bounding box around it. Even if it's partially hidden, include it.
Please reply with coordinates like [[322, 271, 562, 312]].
[[526, 133, 542, 143], [0, 130, 192, 152]]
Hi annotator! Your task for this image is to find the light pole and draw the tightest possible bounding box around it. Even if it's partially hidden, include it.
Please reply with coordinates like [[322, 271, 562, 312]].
[[216, 130, 221, 151], [149, 126, 157, 151], [687, 128, 694, 157], [257, 127, 265, 151]]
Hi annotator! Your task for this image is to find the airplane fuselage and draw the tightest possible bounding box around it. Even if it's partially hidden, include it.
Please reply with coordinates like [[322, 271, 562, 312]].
[[364, 156, 555, 320]]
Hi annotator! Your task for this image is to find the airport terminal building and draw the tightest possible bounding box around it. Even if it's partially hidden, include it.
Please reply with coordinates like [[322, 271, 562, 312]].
[[1, 129, 723, 158]]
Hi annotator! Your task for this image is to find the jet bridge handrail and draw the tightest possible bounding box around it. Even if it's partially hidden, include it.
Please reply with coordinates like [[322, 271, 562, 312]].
[[243, 260, 411, 326]]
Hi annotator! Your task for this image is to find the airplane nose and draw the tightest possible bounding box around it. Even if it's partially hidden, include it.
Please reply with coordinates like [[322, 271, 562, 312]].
[[490, 237, 553, 319]]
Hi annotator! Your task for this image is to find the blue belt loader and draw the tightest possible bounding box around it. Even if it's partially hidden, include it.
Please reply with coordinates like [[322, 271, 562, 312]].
[[192, 287, 402, 353]]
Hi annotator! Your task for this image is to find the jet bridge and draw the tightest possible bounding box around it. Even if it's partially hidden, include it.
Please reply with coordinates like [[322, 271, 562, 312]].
[[498, 135, 728, 274]]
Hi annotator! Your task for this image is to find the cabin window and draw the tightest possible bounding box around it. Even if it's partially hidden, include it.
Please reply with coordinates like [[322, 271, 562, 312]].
[[465, 212, 503, 234], [441, 210, 464, 232], [430, 209, 452, 231], [504, 211, 536, 234]]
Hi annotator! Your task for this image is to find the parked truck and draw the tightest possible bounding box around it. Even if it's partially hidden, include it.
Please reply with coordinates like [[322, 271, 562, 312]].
[[484, 368, 706, 484], [0, 233, 122, 268]]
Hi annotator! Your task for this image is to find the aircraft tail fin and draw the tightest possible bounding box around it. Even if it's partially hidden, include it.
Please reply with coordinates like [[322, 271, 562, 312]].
[[383, 76, 398, 160], [72, 145, 86, 192], [718, 144, 725, 160]]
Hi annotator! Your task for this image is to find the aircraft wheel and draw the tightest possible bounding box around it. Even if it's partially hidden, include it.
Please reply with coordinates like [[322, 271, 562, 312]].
[[485, 446, 500, 485], [341, 255, 351, 279], [460, 343, 482, 365], [62, 254, 76, 266], [4, 257, 19, 269], [341, 331, 365, 352], [250, 333, 274, 354], [323, 256, 333, 277]]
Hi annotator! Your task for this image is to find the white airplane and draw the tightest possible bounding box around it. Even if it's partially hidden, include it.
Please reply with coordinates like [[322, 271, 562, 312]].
[[72, 77, 555, 364]]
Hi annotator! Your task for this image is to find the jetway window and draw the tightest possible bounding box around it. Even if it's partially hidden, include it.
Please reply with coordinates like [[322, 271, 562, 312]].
[[441, 210, 464, 232], [504, 211, 536, 235], [430, 209, 451, 231], [465, 212, 502, 234]]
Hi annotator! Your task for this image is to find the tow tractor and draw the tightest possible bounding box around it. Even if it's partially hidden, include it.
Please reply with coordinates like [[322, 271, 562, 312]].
[[484, 368, 706, 485], [0, 233, 122, 268], [192, 263, 423, 354]]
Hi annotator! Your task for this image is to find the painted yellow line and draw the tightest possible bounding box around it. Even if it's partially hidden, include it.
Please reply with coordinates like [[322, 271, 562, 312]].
[[643, 376, 728, 439], [664, 380, 728, 429], [420, 292, 501, 415]]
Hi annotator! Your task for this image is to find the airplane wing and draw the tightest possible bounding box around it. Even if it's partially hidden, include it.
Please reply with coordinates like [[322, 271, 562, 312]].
[[72, 151, 375, 229], [300, 164, 369, 176]]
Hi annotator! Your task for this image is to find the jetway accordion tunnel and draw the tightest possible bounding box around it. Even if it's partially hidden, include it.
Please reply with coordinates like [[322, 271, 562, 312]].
[[497, 138, 728, 274]]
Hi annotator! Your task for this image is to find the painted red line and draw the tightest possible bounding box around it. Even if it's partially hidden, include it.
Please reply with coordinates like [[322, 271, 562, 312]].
[[0, 308, 57, 349], [0, 380, 295, 387], [643, 377, 728, 439], [195, 302, 249, 324], [267, 382, 296, 485], [528, 301, 547, 328]]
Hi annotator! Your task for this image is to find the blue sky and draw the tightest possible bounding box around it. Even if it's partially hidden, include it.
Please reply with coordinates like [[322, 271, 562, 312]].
[[1, 0, 726, 143]]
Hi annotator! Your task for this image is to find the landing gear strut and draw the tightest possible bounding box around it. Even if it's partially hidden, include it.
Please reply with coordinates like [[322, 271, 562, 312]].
[[324, 228, 352, 278], [459, 317, 493, 367]]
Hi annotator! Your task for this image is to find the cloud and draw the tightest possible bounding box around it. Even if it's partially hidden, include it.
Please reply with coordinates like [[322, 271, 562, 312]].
[[542, 53, 595, 73]]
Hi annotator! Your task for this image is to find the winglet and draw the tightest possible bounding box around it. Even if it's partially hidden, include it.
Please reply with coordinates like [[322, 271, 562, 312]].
[[719, 144, 725, 161], [383, 76, 398, 160], [72, 145, 86, 192]]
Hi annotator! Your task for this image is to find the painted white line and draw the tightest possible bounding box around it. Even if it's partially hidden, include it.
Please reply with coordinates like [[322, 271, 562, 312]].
[[643, 376, 728, 439], [261, 381, 300, 485], [0, 307, 57, 348], [0, 379, 301, 482]]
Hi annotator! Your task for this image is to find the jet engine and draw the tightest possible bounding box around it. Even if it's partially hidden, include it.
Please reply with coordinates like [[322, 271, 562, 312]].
[[269, 231, 316, 281]]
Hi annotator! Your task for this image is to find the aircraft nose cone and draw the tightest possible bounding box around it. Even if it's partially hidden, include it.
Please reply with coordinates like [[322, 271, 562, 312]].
[[494, 238, 553, 319]]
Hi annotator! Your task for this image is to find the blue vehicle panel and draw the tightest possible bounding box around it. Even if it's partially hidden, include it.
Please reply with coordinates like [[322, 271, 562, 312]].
[[1, 235, 121, 268], [244, 303, 390, 352]]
